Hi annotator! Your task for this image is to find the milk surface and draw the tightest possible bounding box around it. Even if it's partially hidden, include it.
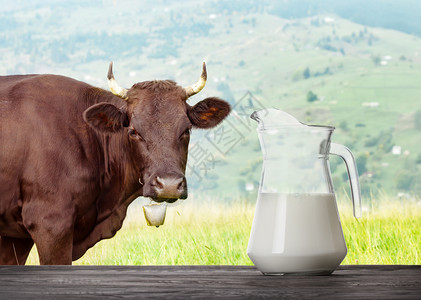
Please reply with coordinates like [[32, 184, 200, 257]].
[[247, 193, 347, 275]]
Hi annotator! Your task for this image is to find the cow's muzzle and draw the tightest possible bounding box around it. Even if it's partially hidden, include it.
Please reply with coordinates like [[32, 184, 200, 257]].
[[143, 174, 187, 203]]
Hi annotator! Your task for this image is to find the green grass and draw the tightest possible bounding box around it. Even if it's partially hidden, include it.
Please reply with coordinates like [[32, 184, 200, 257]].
[[25, 197, 421, 265], [341, 199, 421, 264]]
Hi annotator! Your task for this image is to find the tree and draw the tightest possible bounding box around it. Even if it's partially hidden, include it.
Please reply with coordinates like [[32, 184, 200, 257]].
[[395, 171, 415, 191], [371, 54, 381, 65], [356, 154, 367, 176], [306, 91, 318, 102], [416, 153, 421, 164], [414, 110, 421, 130], [339, 120, 349, 131], [303, 67, 311, 79]]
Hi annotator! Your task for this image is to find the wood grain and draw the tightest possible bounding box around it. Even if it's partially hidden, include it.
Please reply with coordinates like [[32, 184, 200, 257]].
[[0, 265, 419, 299]]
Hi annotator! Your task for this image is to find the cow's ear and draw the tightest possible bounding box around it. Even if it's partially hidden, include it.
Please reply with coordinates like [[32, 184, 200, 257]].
[[83, 102, 129, 133], [188, 97, 231, 129]]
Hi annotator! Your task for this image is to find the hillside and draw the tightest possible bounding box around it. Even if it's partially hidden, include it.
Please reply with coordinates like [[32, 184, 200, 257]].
[[186, 14, 421, 201], [0, 1, 421, 201]]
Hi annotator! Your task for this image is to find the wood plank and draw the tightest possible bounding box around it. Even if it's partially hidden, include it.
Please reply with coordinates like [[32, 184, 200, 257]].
[[0, 265, 419, 299]]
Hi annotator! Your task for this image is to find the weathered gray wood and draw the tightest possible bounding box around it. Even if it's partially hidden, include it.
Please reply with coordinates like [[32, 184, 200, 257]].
[[0, 265, 419, 299]]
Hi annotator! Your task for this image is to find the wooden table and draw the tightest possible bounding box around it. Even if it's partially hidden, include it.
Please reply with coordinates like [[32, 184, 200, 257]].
[[0, 265, 419, 299]]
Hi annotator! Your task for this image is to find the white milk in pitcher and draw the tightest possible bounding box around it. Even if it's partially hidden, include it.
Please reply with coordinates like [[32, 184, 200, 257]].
[[247, 193, 347, 275]]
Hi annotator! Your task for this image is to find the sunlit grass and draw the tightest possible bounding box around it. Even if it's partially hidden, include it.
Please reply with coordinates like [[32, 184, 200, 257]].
[[341, 199, 421, 264], [26, 197, 421, 265]]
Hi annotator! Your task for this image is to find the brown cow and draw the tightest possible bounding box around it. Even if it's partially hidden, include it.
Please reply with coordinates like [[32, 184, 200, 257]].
[[0, 62, 230, 265]]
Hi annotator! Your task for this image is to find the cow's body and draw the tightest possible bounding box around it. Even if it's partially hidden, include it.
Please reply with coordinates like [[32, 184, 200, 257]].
[[0, 64, 230, 264]]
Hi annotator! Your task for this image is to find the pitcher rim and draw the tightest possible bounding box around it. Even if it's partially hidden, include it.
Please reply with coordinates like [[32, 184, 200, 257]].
[[256, 124, 336, 131]]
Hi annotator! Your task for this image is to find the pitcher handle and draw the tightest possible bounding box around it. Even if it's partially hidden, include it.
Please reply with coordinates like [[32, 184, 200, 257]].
[[330, 143, 362, 218]]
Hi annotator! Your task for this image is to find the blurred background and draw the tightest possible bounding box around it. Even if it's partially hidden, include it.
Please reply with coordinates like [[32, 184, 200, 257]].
[[1, 0, 421, 207]]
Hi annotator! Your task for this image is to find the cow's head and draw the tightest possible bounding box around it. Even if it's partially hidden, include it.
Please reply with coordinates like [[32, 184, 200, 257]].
[[83, 62, 230, 203]]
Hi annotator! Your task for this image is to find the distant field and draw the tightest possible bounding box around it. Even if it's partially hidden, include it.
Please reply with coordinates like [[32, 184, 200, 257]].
[[26, 197, 421, 265]]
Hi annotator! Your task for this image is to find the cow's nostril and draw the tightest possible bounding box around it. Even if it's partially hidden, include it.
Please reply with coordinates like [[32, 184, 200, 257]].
[[155, 176, 165, 190], [177, 179, 185, 192]]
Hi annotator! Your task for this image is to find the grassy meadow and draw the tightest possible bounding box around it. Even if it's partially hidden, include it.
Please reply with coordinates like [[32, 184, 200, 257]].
[[26, 196, 421, 265]]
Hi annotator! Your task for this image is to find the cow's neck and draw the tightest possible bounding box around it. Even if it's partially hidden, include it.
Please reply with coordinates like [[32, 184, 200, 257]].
[[72, 87, 145, 261], [94, 131, 142, 221], [72, 131, 142, 261], [86, 87, 141, 199], [85, 90, 139, 221]]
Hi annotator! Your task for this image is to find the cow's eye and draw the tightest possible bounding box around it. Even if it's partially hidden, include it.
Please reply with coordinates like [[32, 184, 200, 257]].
[[128, 128, 140, 139], [182, 128, 191, 138]]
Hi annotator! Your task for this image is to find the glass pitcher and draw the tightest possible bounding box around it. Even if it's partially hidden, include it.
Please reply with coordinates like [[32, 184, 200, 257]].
[[247, 108, 361, 275]]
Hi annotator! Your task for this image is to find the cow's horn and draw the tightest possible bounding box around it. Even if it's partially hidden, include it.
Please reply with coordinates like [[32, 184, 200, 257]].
[[107, 62, 128, 100], [185, 62, 207, 98]]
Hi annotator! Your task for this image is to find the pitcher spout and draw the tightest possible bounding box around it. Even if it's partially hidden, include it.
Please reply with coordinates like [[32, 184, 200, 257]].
[[250, 108, 305, 129]]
